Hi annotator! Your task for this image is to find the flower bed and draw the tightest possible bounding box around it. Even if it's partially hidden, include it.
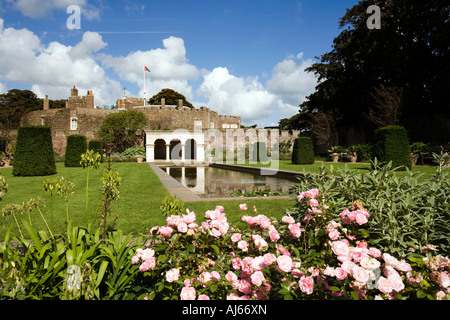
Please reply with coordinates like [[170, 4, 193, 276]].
[[132, 189, 449, 300]]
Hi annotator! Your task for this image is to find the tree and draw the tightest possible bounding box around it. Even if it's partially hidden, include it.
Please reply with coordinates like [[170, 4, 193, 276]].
[[96, 110, 148, 153], [148, 88, 195, 108], [12, 126, 56, 176], [365, 85, 403, 128], [0, 89, 42, 157], [289, 0, 450, 143]]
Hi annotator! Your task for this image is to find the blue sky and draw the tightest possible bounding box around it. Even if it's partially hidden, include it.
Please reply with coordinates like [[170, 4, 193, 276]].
[[0, 0, 360, 126]]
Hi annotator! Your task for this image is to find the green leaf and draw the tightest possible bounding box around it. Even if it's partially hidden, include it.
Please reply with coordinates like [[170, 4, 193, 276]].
[[186, 244, 195, 253], [417, 290, 427, 299]]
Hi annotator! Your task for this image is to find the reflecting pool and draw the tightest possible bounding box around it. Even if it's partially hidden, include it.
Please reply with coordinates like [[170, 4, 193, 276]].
[[160, 165, 299, 198]]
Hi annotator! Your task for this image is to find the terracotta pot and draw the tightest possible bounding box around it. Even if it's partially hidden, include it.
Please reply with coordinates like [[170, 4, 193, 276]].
[[349, 155, 357, 163]]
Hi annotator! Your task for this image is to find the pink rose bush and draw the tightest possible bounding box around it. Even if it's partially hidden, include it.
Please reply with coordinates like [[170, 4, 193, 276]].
[[132, 191, 450, 300]]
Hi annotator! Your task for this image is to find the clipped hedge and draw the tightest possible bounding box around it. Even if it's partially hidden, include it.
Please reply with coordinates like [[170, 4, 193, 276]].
[[291, 137, 315, 165], [65, 134, 87, 167], [88, 139, 103, 162], [12, 126, 56, 176], [372, 125, 411, 170]]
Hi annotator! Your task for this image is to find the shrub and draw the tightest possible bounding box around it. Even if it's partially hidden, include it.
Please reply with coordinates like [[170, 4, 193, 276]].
[[291, 137, 314, 165], [122, 146, 146, 161], [88, 140, 103, 162], [12, 126, 56, 176], [353, 144, 373, 162], [372, 125, 411, 170], [65, 135, 87, 167]]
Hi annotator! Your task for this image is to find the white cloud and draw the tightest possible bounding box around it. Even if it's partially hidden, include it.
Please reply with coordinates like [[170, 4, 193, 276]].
[[197, 67, 277, 123], [0, 19, 115, 104], [100, 36, 200, 99], [12, 0, 99, 20], [266, 53, 317, 118], [0, 82, 7, 94]]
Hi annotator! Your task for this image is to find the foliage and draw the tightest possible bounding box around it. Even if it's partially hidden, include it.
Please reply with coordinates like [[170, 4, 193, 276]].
[[88, 140, 103, 163], [122, 146, 146, 160], [284, 0, 450, 143], [12, 126, 56, 176], [290, 157, 449, 257], [410, 142, 429, 154], [64, 135, 87, 167], [372, 125, 411, 170], [99, 159, 121, 238], [160, 196, 185, 219], [353, 144, 373, 162], [148, 88, 194, 109], [291, 137, 314, 165], [80, 150, 101, 225], [96, 110, 148, 153]]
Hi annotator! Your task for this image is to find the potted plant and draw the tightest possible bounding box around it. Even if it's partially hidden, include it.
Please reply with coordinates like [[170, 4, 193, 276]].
[[410, 142, 428, 166], [347, 146, 357, 163], [1, 151, 11, 167], [328, 146, 340, 163], [442, 144, 450, 167]]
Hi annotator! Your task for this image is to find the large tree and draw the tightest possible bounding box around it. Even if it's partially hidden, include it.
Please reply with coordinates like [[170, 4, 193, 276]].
[[148, 88, 194, 109], [283, 0, 450, 144], [96, 110, 148, 153]]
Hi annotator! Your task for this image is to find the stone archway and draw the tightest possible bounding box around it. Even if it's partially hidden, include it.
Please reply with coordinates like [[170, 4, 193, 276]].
[[170, 139, 182, 160], [185, 138, 197, 160], [154, 139, 166, 160]]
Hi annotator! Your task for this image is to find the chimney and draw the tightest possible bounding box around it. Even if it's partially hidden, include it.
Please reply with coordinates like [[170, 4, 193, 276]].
[[43, 95, 49, 110], [86, 91, 94, 109], [161, 98, 165, 107], [177, 99, 183, 108], [71, 86, 78, 97]]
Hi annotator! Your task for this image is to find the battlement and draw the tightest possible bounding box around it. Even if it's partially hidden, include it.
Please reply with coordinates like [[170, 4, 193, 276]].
[[66, 86, 94, 109]]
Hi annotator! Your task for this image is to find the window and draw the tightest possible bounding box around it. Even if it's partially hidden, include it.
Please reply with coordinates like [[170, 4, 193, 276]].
[[70, 117, 78, 130]]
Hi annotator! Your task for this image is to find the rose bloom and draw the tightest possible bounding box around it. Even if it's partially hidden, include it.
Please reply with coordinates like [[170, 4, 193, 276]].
[[289, 223, 302, 239], [226, 271, 238, 283], [368, 247, 382, 258], [251, 271, 266, 286], [268, 226, 280, 242], [377, 276, 393, 294], [355, 212, 368, 225], [299, 276, 314, 295], [309, 198, 319, 207], [166, 268, 180, 283], [331, 240, 350, 257], [238, 240, 249, 252], [335, 267, 348, 280], [198, 294, 210, 300], [159, 226, 173, 237], [282, 216, 295, 224], [277, 255, 293, 273], [232, 257, 242, 269], [141, 248, 155, 261], [251, 256, 267, 271], [231, 233, 242, 242], [438, 272, 450, 288], [239, 203, 248, 211], [258, 215, 272, 229], [215, 205, 224, 212], [360, 257, 381, 271], [238, 279, 252, 294], [177, 222, 188, 233], [352, 266, 369, 285], [263, 253, 277, 265], [328, 229, 340, 240], [183, 211, 196, 224], [180, 287, 196, 300]]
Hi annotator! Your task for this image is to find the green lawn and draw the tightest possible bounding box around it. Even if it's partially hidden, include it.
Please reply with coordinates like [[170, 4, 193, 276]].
[[227, 160, 437, 180], [0, 163, 295, 238]]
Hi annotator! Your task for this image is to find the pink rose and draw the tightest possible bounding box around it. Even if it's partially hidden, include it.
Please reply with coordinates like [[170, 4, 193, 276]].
[[368, 247, 382, 258], [231, 233, 242, 242], [277, 255, 292, 273], [258, 215, 272, 229], [438, 272, 450, 288], [377, 276, 393, 294], [335, 267, 347, 280], [309, 198, 319, 207], [282, 216, 295, 224], [215, 205, 224, 212], [331, 240, 350, 257], [238, 240, 249, 252], [355, 212, 368, 225], [198, 271, 212, 284], [328, 229, 340, 240], [263, 253, 277, 265], [198, 294, 210, 300], [352, 266, 369, 284], [166, 268, 180, 282], [177, 222, 188, 233], [180, 287, 196, 300], [226, 271, 238, 283], [268, 226, 280, 242], [183, 212, 196, 224], [239, 203, 248, 211], [299, 276, 314, 295], [159, 226, 173, 237], [288, 223, 302, 239], [238, 279, 252, 294], [227, 292, 240, 300], [251, 271, 266, 286]]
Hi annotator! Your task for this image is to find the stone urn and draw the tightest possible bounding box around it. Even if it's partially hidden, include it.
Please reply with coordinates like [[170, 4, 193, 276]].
[[410, 153, 419, 166], [349, 155, 357, 163], [331, 154, 339, 163], [135, 155, 144, 163]]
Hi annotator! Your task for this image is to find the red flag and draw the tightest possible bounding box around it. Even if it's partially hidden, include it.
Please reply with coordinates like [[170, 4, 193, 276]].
[[144, 66, 150, 72]]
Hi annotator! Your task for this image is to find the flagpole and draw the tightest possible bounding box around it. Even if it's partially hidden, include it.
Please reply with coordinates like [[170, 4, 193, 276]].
[[143, 66, 146, 106]]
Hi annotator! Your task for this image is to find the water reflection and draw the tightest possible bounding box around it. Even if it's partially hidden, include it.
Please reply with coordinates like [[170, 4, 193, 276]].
[[160, 166, 298, 198]]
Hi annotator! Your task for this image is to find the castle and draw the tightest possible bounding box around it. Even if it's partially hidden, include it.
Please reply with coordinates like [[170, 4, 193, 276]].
[[21, 86, 299, 162]]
